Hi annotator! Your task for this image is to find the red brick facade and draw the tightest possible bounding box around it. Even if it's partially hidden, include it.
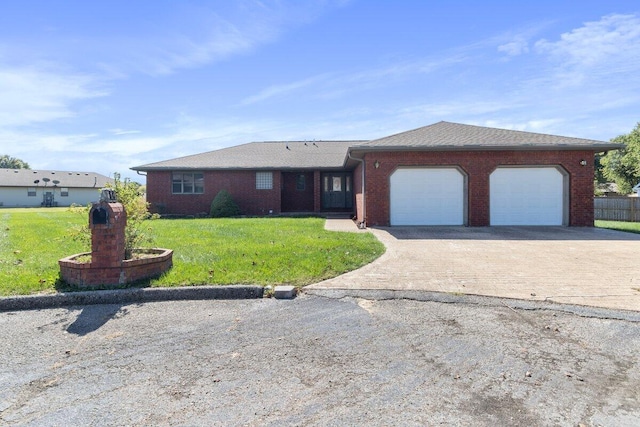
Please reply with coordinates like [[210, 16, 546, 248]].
[[281, 172, 314, 212], [359, 150, 595, 227], [147, 170, 283, 216], [147, 170, 339, 216], [145, 150, 596, 227]]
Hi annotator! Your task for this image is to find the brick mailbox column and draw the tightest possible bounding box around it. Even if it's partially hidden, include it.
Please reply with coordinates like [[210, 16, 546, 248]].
[[89, 190, 127, 268]]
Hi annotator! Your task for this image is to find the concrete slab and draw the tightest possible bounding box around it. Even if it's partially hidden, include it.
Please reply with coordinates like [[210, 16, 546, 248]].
[[306, 226, 640, 312], [324, 218, 364, 233], [274, 285, 296, 299]]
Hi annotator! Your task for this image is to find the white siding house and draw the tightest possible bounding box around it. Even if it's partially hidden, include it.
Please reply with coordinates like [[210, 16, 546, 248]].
[[0, 169, 113, 207]]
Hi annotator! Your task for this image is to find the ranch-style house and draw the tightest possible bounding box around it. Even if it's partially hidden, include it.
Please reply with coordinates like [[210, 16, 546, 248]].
[[131, 121, 620, 227]]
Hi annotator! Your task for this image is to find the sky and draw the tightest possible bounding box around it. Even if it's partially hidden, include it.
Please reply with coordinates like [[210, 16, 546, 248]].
[[1, 0, 639, 183]]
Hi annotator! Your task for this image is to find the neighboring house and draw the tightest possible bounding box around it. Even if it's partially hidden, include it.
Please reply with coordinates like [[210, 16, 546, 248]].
[[633, 182, 640, 197], [132, 121, 621, 227], [0, 169, 113, 207]]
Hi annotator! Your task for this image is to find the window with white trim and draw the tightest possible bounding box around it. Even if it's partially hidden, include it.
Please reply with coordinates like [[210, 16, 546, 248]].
[[61, 188, 69, 197], [27, 187, 36, 197], [256, 172, 273, 190], [172, 172, 204, 194]]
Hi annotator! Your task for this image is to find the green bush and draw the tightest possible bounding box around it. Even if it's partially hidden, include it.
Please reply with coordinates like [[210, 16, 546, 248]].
[[210, 190, 241, 218]]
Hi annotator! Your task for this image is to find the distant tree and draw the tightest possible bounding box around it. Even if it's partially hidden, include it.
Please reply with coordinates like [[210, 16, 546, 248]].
[[601, 122, 640, 194], [594, 153, 606, 184], [0, 155, 30, 169]]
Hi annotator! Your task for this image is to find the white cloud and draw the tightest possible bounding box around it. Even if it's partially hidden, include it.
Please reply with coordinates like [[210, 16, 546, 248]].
[[110, 129, 141, 136], [498, 38, 529, 56], [239, 74, 332, 105], [240, 53, 468, 105], [535, 14, 640, 67], [0, 64, 107, 127], [122, 1, 350, 76]]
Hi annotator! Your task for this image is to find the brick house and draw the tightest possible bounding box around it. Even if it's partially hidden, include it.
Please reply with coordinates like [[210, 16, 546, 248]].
[[131, 121, 620, 227]]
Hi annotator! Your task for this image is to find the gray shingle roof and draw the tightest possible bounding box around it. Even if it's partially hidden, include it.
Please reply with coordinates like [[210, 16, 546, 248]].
[[0, 169, 113, 188], [132, 141, 363, 171], [131, 121, 621, 172], [354, 121, 618, 151]]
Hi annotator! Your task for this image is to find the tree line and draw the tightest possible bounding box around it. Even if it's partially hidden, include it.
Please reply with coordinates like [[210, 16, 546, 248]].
[[0, 155, 30, 169]]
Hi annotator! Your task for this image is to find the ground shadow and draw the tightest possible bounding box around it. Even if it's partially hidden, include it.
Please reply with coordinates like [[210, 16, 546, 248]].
[[66, 304, 132, 336], [379, 226, 640, 241]]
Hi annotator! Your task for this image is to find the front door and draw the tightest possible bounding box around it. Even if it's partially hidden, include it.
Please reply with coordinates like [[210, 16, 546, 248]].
[[321, 173, 353, 210]]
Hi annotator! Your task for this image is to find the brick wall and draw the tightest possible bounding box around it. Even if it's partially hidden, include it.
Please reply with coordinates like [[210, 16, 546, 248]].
[[362, 150, 595, 227], [90, 202, 126, 267], [146, 170, 282, 216], [281, 172, 314, 212]]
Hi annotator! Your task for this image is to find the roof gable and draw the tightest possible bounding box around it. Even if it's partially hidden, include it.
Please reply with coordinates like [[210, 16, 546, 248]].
[[355, 121, 618, 151]]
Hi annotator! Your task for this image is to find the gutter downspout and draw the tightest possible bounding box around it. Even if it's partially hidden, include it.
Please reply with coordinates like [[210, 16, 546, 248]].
[[347, 149, 366, 229]]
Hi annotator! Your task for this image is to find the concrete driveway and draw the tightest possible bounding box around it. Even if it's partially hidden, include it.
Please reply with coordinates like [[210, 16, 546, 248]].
[[309, 222, 640, 312]]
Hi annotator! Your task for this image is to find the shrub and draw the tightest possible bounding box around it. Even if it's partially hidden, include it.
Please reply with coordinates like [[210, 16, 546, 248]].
[[67, 173, 158, 259], [108, 173, 158, 256], [210, 190, 241, 218]]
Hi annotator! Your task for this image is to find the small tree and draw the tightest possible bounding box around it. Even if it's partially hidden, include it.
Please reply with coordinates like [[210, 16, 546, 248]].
[[67, 174, 156, 258], [601, 122, 640, 194], [107, 173, 158, 257], [210, 190, 241, 218]]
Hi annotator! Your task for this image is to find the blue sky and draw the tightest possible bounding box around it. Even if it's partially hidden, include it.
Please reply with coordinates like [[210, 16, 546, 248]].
[[1, 0, 639, 182]]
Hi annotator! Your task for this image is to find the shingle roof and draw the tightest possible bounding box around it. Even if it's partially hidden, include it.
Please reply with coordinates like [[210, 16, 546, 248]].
[[132, 141, 363, 171], [0, 169, 113, 188], [353, 121, 619, 151], [131, 121, 621, 172]]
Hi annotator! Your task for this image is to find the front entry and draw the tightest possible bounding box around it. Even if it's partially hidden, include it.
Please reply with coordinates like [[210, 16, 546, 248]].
[[321, 173, 353, 210]]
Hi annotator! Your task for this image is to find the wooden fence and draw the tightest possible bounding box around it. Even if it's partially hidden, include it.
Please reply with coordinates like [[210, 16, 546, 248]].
[[594, 197, 640, 222]]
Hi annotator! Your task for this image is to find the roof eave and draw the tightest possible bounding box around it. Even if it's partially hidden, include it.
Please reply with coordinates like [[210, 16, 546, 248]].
[[131, 165, 350, 172], [348, 143, 624, 153]]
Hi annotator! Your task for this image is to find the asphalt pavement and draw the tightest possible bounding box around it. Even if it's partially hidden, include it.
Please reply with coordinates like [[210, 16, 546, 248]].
[[2, 295, 639, 426]]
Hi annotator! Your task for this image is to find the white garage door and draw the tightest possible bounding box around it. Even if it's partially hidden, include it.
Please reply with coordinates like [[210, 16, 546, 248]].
[[390, 168, 465, 225], [490, 167, 565, 226]]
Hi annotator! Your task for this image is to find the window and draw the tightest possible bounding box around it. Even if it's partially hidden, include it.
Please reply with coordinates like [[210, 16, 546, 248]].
[[27, 187, 36, 197], [172, 172, 204, 194], [61, 188, 69, 197], [332, 177, 342, 192], [296, 174, 306, 191], [256, 172, 273, 190]]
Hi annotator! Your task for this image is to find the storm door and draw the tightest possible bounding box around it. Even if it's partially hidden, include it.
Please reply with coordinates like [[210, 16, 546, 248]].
[[321, 173, 353, 210]]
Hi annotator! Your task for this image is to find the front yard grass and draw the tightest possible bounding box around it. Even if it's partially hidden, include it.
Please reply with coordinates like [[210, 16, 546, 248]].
[[595, 220, 640, 234], [0, 209, 385, 296]]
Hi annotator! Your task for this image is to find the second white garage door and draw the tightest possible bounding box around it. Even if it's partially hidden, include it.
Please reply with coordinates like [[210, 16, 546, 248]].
[[390, 168, 465, 225], [490, 167, 566, 226]]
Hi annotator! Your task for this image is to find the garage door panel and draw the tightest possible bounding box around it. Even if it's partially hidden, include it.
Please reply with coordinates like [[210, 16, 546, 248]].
[[390, 168, 464, 226], [490, 167, 565, 226]]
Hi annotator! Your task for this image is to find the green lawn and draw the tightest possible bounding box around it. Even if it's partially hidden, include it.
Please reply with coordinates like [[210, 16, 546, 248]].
[[595, 220, 640, 234], [0, 209, 385, 296]]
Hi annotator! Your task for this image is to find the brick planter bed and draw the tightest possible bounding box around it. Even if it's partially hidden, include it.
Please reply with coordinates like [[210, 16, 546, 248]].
[[59, 248, 173, 289]]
